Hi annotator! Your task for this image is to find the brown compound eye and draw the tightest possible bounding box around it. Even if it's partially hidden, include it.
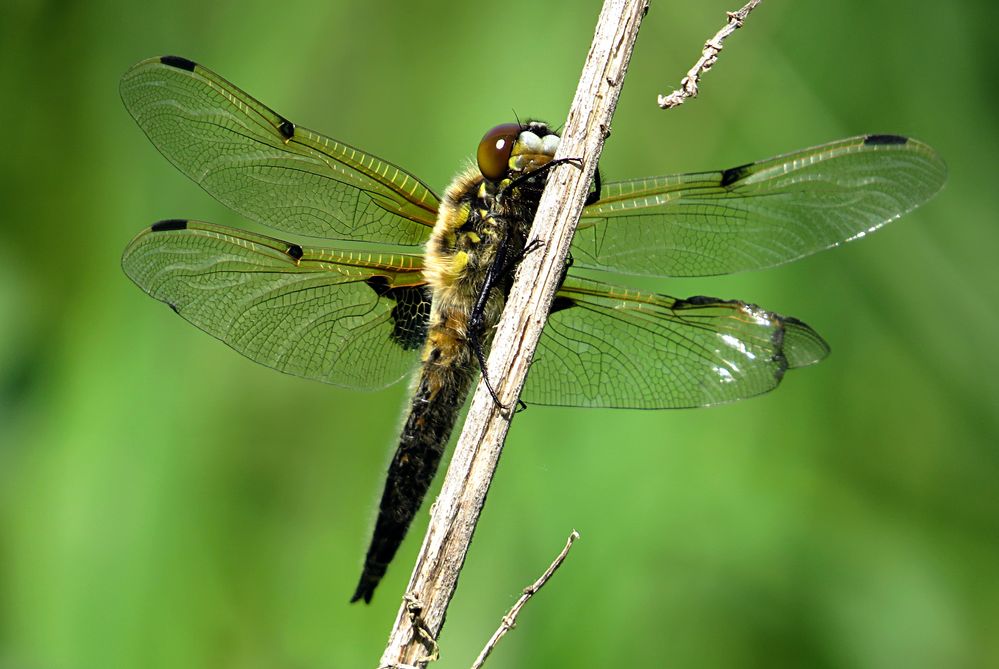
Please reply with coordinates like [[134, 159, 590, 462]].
[[476, 123, 520, 181]]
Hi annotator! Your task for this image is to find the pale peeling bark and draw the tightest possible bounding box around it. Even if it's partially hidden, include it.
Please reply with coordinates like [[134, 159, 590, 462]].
[[377, 1, 650, 666]]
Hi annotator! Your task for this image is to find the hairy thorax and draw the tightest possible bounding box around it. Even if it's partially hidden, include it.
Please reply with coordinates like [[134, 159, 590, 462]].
[[421, 165, 537, 374]]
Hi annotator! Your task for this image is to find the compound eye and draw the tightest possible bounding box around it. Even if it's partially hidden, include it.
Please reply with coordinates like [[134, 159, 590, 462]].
[[477, 123, 520, 181]]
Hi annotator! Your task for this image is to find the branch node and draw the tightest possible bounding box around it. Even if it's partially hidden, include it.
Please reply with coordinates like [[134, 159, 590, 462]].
[[404, 593, 440, 664], [469, 531, 581, 669], [657, 0, 764, 109]]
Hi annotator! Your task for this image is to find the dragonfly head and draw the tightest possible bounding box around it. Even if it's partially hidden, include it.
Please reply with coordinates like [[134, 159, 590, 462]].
[[477, 121, 559, 182]]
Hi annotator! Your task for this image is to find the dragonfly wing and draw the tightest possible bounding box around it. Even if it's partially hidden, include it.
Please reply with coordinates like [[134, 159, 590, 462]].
[[522, 276, 829, 409], [122, 220, 430, 390], [575, 135, 946, 277], [120, 56, 439, 245]]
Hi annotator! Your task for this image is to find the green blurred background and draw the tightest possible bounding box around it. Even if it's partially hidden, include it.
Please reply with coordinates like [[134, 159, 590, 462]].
[[2, 0, 996, 667]]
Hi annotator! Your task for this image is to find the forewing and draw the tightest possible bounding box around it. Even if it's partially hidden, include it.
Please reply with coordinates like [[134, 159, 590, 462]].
[[523, 276, 829, 409], [575, 135, 946, 277], [120, 56, 439, 245], [122, 220, 430, 390]]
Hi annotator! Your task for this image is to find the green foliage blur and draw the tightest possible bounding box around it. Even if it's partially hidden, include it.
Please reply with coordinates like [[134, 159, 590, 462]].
[[1, 1, 996, 667]]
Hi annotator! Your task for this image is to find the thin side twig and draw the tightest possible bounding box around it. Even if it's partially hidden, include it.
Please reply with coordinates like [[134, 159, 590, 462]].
[[470, 530, 581, 669], [657, 0, 763, 109], [377, 1, 649, 666]]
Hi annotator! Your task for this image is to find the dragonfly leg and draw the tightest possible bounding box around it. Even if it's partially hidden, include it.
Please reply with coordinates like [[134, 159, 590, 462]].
[[501, 156, 581, 197], [468, 254, 510, 410], [467, 232, 543, 411]]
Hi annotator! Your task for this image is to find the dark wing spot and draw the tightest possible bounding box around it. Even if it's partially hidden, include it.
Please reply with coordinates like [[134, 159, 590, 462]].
[[364, 278, 432, 351], [150, 219, 188, 232], [720, 162, 752, 188], [160, 55, 196, 72], [168, 303, 181, 314], [864, 134, 908, 146], [549, 296, 576, 314], [673, 295, 724, 308], [278, 118, 295, 139], [286, 244, 304, 260]]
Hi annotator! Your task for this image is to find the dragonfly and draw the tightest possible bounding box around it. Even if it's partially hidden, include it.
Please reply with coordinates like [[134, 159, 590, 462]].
[[119, 55, 946, 603]]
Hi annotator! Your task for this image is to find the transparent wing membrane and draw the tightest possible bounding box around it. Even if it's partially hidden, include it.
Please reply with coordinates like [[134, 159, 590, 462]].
[[524, 276, 829, 409], [120, 57, 439, 245], [575, 135, 946, 277], [120, 58, 946, 409], [119, 55, 950, 609], [122, 220, 429, 390]]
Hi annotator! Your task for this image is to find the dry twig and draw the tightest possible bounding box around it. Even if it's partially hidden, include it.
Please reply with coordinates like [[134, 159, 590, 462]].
[[470, 531, 581, 669], [377, 1, 649, 666], [657, 0, 763, 108]]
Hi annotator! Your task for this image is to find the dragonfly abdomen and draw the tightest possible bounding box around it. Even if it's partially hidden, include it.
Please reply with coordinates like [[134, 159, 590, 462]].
[[350, 316, 477, 603], [351, 168, 520, 603]]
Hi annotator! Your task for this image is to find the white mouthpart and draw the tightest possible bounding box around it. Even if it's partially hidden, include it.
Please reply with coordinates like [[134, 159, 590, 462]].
[[541, 134, 560, 156], [518, 131, 542, 153]]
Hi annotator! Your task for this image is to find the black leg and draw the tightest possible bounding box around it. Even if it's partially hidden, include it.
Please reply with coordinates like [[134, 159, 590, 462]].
[[466, 230, 548, 410], [501, 156, 582, 197], [505, 237, 544, 274], [585, 166, 602, 206], [467, 237, 511, 409]]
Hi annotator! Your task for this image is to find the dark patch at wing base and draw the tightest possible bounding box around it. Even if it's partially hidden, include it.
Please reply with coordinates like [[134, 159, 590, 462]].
[[364, 277, 431, 351], [364, 275, 392, 295], [277, 119, 295, 139], [286, 244, 304, 260], [159, 55, 196, 72], [150, 219, 188, 232], [864, 134, 908, 146]]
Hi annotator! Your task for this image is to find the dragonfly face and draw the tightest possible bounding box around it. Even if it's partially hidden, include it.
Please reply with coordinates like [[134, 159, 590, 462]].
[[120, 56, 946, 603]]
